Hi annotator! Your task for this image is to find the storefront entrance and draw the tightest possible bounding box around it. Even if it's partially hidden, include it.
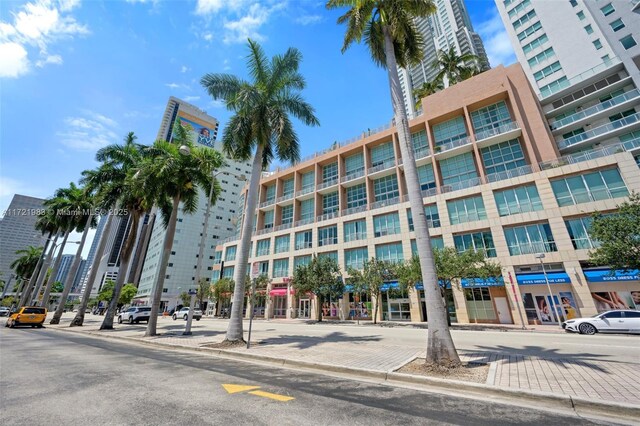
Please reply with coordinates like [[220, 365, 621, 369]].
[[273, 296, 287, 317], [517, 271, 578, 325], [298, 299, 310, 319], [463, 285, 512, 324]]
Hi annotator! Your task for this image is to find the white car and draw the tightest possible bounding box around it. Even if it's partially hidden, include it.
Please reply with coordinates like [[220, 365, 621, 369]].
[[563, 310, 640, 335], [117, 306, 152, 324], [0, 307, 10, 317], [172, 307, 202, 321]]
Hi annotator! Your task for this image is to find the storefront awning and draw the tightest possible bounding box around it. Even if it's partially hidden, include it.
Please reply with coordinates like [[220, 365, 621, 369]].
[[269, 288, 292, 296], [516, 272, 571, 285], [380, 281, 399, 291], [414, 281, 451, 290], [583, 269, 640, 282], [461, 277, 504, 288]]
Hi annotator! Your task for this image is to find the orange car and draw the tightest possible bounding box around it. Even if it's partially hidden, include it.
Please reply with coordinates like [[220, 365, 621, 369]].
[[5, 306, 47, 328]]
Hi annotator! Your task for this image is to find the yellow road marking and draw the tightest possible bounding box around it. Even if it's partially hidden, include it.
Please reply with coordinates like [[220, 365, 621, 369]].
[[248, 390, 295, 402], [222, 384, 261, 394]]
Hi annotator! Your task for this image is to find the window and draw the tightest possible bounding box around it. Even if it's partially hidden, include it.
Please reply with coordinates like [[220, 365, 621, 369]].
[[272, 259, 289, 278], [522, 34, 549, 54], [373, 212, 401, 237], [584, 24, 593, 35], [565, 217, 600, 250], [274, 235, 290, 254], [528, 47, 556, 68], [533, 61, 562, 81], [301, 171, 315, 191], [370, 142, 395, 167], [539, 76, 569, 97], [504, 222, 557, 255], [577, 11, 585, 20], [440, 152, 478, 185], [410, 238, 444, 255], [265, 185, 276, 203], [282, 178, 294, 197], [620, 35, 637, 50], [465, 287, 496, 321], [344, 219, 367, 242], [412, 130, 429, 155], [471, 101, 512, 135], [300, 199, 314, 220], [507, 0, 530, 18], [494, 185, 543, 216], [263, 209, 274, 229], [281, 205, 293, 225], [600, 3, 615, 16], [512, 10, 536, 30], [593, 39, 603, 50], [481, 139, 526, 176], [447, 196, 487, 225], [417, 164, 436, 191], [375, 242, 404, 263], [550, 169, 629, 206], [225, 246, 237, 262], [322, 162, 338, 183], [517, 21, 542, 41], [294, 255, 311, 270], [453, 231, 496, 257], [433, 116, 467, 146], [258, 261, 269, 275], [373, 175, 399, 202], [346, 184, 367, 209], [256, 239, 270, 256], [569, 0, 577, 6], [213, 251, 222, 264], [407, 204, 441, 231], [317, 251, 338, 263], [222, 266, 234, 278], [318, 225, 338, 246], [322, 191, 339, 215], [345, 247, 368, 270], [295, 230, 313, 250], [345, 153, 365, 177], [610, 18, 625, 32]]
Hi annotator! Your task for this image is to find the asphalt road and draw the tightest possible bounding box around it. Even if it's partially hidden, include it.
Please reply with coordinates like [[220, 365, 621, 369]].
[[0, 328, 615, 426]]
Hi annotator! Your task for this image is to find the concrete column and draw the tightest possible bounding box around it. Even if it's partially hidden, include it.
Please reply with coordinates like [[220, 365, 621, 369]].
[[408, 287, 423, 322], [451, 283, 470, 324]]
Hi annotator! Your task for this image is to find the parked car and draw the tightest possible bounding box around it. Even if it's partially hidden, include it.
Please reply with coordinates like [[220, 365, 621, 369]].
[[0, 307, 10, 317], [172, 307, 202, 321], [117, 306, 152, 324], [563, 310, 640, 335], [5, 306, 47, 328]]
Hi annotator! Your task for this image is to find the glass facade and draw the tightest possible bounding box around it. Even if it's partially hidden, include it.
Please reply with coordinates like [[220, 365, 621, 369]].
[[411, 237, 444, 255], [282, 178, 294, 197], [300, 199, 314, 220], [433, 116, 467, 146], [265, 185, 276, 203], [494, 185, 543, 216], [263, 209, 274, 228], [301, 171, 315, 190], [370, 142, 395, 167], [407, 204, 440, 231], [412, 130, 429, 154], [346, 184, 367, 209], [373, 212, 401, 237], [295, 230, 313, 250], [272, 258, 289, 278], [440, 153, 478, 185], [274, 235, 290, 254], [318, 225, 338, 246], [453, 231, 497, 257], [565, 217, 600, 250], [373, 175, 400, 202], [281, 204, 293, 225], [225, 246, 237, 262], [375, 242, 404, 263], [550, 169, 629, 206], [447, 196, 487, 225], [256, 238, 270, 256], [344, 219, 367, 242], [481, 139, 526, 176], [471, 101, 512, 135], [294, 255, 311, 270], [222, 266, 234, 278], [322, 191, 339, 214], [345, 153, 364, 176], [345, 247, 368, 270], [417, 164, 436, 190], [322, 162, 338, 183], [504, 222, 557, 255]]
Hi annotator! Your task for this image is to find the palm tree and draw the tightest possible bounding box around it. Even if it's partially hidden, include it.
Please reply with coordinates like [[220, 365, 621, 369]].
[[413, 78, 444, 110], [144, 122, 225, 337], [30, 210, 61, 305], [11, 246, 43, 304], [200, 39, 319, 343], [433, 46, 480, 86], [50, 185, 96, 325], [327, 0, 460, 365]]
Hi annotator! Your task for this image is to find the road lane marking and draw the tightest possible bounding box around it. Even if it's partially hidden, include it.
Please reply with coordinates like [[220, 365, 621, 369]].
[[248, 390, 295, 402], [222, 384, 261, 394]]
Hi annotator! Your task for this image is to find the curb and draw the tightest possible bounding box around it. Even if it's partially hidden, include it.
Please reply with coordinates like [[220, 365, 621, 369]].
[[47, 325, 640, 422]]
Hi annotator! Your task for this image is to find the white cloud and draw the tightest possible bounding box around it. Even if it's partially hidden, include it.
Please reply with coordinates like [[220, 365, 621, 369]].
[[223, 3, 271, 44], [223, 58, 230, 71], [0, 177, 47, 215], [165, 82, 190, 90], [476, 11, 516, 67], [183, 95, 200, 102], [57, 111, 119, 151], [195, 0, 249, 16], [295, 14, 321, 26], [202, 32, 213, 41], [0, 0, 88, 78], [180, 65, 189, 73]]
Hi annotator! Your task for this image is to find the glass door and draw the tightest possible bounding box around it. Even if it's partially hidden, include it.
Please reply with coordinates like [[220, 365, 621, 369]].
[[298, 299, 310, 318]]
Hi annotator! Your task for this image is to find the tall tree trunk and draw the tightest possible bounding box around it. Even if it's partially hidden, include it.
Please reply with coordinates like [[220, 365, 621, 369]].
[[145, 195, 181, 337], [72, 213, 115, 326], [382, 26, 459, 365], [101, 213, 140, 330], [226, 144, 264, 342], [128, 208, 156, 286], [41, 229, 71, 309], [18, 234, 51, 307], [31, 233, 58, 305], [50, 215, 93, 324]]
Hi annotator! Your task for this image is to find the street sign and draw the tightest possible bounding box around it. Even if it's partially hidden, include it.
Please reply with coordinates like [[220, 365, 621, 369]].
[[251, 262, 259, 279]]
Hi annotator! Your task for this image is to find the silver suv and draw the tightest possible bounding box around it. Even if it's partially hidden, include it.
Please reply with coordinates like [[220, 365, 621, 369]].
[[172, 307, 202, 321], [118, 306, 152, 324]]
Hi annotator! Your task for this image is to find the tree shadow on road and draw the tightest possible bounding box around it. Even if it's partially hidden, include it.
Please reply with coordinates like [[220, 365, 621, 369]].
[[257, 331, 382, 350]]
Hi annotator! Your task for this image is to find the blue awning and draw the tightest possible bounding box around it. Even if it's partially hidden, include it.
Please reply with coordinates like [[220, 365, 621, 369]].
[[516, 272, 571, 285], [414, 281, 450, 290], [583, 269, 640, 282], [380, 281, 399, 291], [344, 285, 354, 292], [461, 277, 504, 288]]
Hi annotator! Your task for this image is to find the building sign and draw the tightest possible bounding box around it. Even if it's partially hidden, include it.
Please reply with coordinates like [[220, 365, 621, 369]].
[[177, 116, 215, 148], [516, 272, 571, 285], [583, 269, 640, 282], [461, 277, 504, 288]]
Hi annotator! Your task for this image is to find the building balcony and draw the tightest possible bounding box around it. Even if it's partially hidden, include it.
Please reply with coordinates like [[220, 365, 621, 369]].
[[539, 57, 622, 101], [344, 232, 367, 243], [421, 187, 438, 198], [508, 241, 558, 256], [550, 89, 640, 133], [273, 222, 292, 232], [556, 112, 640, 151], [317, 178, 339, 194], [440, 176, 482, 194], [259, 199, 275, 209], [294, 218, 314, 228], [255, 226, 273, 236], [276, 193, 294, 205], [539, 139, 639, 170], [341, 205, 367, 217], [316, 211, 339, 222], [318, 238, 338, 247], [367, 159, 396, 177], [485, 164, 533, 183], [434, 136, 473, 159], [294, 242, 313, 250], [474, 121, 521, 149], [295, 186, 315, 200], [369, 196, 401, 210]]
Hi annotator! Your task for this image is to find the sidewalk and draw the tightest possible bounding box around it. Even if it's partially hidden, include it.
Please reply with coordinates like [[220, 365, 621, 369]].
[[44, 314, 640, 412]]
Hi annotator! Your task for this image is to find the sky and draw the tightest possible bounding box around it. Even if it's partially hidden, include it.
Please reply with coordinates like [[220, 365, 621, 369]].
[[0, 0, 516, 255]]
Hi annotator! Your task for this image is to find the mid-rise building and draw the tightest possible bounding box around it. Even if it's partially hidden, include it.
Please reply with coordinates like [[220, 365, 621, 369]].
[[136, 97, 252, 311], [398, 0, 490, 116], [0, 194, 47, 281], [54, 254, 75, 285], [217, 63, 640, 326]]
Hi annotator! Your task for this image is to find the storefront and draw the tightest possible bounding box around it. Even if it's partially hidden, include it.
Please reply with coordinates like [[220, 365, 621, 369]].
[[381, 282, 411, 321], [517, 272, 579, 325], [583, 269, 640, 313], [415, 282, 457, 323], [461, 278, 512, 324], [343, 285, 372, 320], [319, 296, 341, 319], [269, 286, 289, 318]]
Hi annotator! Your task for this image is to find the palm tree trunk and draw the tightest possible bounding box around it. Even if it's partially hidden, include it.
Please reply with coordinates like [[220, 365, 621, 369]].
[[31, 233, 59, 305], [50, 215, 93, 324], [126, 208, 153, 285], [71, 213, 115, 326], [18, 234, 51, 307], [226, 144, 264, 342], [382, 25, 460, 365], [101, 213, 140, 330], [145, 195, 181, 337], [41, 229, 71, 309]]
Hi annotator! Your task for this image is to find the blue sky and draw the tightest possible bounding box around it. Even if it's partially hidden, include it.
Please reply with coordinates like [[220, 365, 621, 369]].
[[0, 0, 515, 254]]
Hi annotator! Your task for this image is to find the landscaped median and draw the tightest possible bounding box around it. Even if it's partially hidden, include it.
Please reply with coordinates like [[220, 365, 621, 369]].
[[42, 316, 640, 424]]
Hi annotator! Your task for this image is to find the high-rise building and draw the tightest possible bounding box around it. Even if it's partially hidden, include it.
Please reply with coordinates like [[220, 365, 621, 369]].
[[54, 254, 75, 285], [0, 194, 47, 281], [398, 0, 490, 116], [136, 97, 252, 310], [495, 0, 640, 166], [78, 214, 107, 294], [72, 259, 86, 293], [217, 63, 640, 326]]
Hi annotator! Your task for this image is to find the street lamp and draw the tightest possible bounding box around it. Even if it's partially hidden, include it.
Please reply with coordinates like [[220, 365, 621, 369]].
[[184, 169, 246, 335], [535, 253, 564, 328]]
